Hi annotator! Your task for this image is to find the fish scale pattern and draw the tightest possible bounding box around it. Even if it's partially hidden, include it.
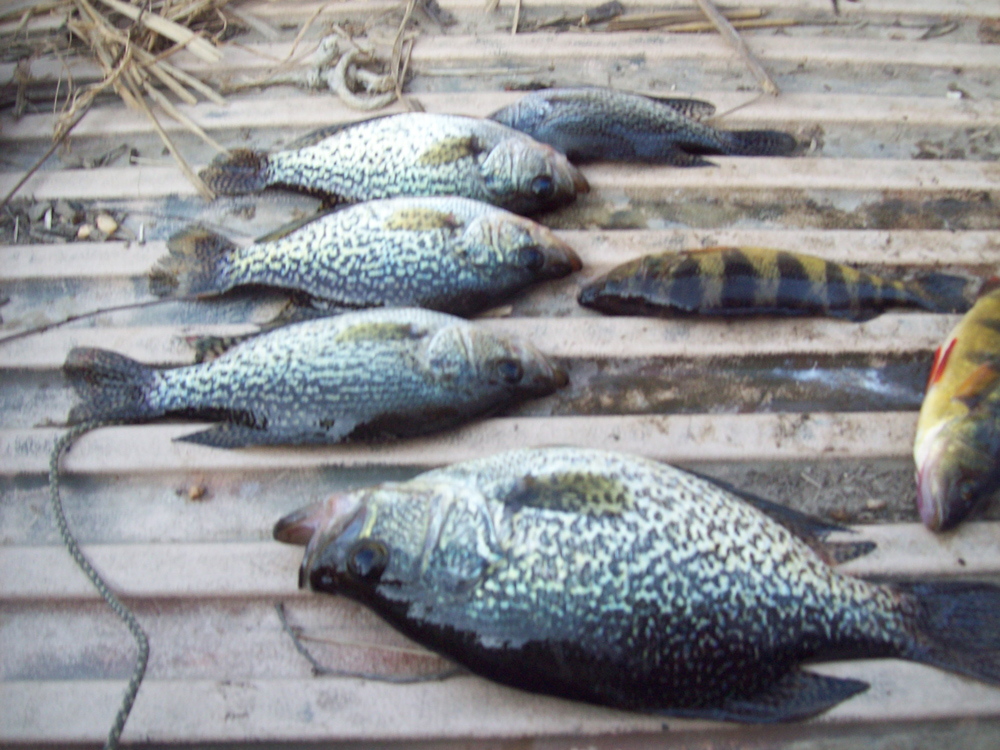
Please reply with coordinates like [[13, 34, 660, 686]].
[[73, 308, 563, 447], [311, 448, 916, 718], [217, 197, 576, 315], [261, 113, 583, 214]]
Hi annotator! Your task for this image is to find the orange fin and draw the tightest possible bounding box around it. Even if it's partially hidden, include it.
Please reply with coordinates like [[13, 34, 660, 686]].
[[927, 338, 957, 389], [952, 363, 1000, 408]]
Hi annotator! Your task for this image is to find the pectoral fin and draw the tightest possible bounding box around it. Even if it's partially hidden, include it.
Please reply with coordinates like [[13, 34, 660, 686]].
[[953, 363, 1000, 408]]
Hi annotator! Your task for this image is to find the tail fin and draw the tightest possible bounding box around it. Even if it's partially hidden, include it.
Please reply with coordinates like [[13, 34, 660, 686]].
[[199, 148, 271, 196], [64, 348, 162, 424], [906, 272, 971, 314], [723, 129, 798, 157], [896, 581, 1000, 686], [149, 228, 237, 298]]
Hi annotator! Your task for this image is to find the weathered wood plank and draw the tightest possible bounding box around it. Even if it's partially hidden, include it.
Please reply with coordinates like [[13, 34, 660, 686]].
[[3, 661, 1000, 744], [6, 34, 999, 86], [0, 412, 919, 476], [240, 0, 1000, 20]]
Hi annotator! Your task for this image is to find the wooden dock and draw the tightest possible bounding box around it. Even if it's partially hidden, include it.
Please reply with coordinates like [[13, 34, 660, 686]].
[[2, 0, 1000, 746]]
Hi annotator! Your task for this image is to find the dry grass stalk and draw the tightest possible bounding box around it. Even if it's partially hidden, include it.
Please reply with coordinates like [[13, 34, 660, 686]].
[[390, 0, 419, 109], [692, 0, 780, 95], [668, 18, 797, 33], [93, 0, 220, 62], [511, 0, 521, 35], [608, 8, 762, 32]]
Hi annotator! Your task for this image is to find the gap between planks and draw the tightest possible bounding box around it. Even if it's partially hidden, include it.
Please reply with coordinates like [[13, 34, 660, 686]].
[[1, 159, 997, 202], [2, 230, 999, 282], [0, 412, 920, 476], [0, 313, 959, 369], [3, 92, 998, 142], [3, 660, 1000, 744], [3, 523, 998, 601]]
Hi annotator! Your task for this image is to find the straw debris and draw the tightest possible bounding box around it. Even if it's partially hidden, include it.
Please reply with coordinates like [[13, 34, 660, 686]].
[[1, 0, 230, 207]]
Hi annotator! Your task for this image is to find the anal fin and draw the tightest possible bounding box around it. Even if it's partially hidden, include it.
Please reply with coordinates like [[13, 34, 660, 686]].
[[713, 670, 869, 723]]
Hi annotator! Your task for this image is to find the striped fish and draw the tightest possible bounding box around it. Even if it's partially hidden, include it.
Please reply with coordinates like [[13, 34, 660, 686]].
[[915, 289, 1000, 530], [578, 246, 969, 321]]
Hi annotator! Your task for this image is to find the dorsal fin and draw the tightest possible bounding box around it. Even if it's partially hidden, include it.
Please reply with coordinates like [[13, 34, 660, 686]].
[[645, 95, 717, 120], [501, 471, 633, 516]]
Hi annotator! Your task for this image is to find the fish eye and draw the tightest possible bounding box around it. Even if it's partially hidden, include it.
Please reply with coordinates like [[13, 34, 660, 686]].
[[530, 175, 555, 198], [519, 246, 545, 271], [496, 358, 524, 384], [347, 540, 389, 581]]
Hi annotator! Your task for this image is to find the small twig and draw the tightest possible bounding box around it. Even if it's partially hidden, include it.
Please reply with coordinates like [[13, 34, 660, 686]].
[[692, 0, 779, 96], [0, 101, 92, 210], [287, 1, 329, 62], [608, 8, 761, 32], [667, 18, 797, 33], [511, 0, 521, 35], [391, 0, 419, 108], [0, 296, 205, 347]]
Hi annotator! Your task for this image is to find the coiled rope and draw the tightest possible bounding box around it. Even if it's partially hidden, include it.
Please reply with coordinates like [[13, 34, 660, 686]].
[[49, 422, 149, 750]]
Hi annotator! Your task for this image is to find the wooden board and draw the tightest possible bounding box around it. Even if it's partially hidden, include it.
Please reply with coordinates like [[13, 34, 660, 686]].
[[3, 0, 1000, 746]]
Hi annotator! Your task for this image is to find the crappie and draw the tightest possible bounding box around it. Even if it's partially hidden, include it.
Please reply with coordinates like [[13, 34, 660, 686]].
[[915, 289, 1000, 530], [149, 198, 581, 317], [199, 113, 589, 215], [277, 447, 1000, 722], [63, 309, 567, 447], [488, 87, 796, 166], [578, 246, 969, 321]]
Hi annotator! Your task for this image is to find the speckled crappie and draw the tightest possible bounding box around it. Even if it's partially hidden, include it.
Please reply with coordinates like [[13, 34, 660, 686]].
[[277, 447, 1000, 721], [63, 309, 567, 447], [149, 197, 581, 317], [199, 113, 588, 215], [915, 289, 1000, 530], [578, 247, 969, 321], [488, 87, 797, 166]]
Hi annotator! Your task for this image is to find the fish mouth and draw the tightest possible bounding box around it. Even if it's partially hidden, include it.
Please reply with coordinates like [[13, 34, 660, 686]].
[[915, 460, 946, 531], [274, 492, 363, 589], [543, 234, 583, 275]]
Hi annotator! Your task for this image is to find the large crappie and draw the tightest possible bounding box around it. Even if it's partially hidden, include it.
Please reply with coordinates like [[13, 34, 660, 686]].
[[199, 113, 589, 215], [277, 447, 1000, 722], [578, 246, 969, 322], [915, 289, 1000, 530], [488, 87, 796, 166], [149, 197, 581, 317], [64, 309, 566, 447]]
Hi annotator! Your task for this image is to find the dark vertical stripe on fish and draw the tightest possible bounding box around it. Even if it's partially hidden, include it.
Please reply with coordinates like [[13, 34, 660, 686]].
[[822, 261, 852, 315], [720, 249, 760, 311], [666, 256, 704, 312], [775, 252, 813, 313]]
